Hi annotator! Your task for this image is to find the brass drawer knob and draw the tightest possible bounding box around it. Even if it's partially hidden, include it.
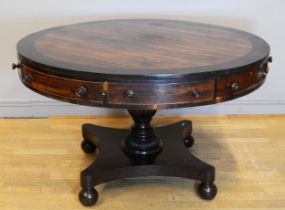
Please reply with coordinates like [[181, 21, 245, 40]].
[[124, 90, 135, 98], [75, 86, 87, 97], [191, 88, 200, 98], [228, 82, 239, 91]]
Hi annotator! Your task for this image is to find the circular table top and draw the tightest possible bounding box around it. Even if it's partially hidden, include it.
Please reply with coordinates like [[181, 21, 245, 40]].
[[16, 19, 271, 109], [17, 19, 270, 81]]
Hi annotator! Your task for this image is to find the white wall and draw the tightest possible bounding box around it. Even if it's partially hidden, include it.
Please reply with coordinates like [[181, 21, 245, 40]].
[[0, 0, 284, 117]]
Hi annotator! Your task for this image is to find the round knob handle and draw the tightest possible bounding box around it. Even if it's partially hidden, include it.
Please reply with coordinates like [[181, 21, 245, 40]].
[[75, 86, 87, 97], [191, 88, 200, 98], [228, 82, 239, 91], [12, 63, 21, 70], [125, 90, 135, 98]]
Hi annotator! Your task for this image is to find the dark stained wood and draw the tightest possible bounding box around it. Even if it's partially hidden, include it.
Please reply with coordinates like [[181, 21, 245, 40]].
[[16, 19, 271, 109], [33, 21, 251, 71], [14, 19, 272, 206], [79, 119, 216, 206], [216, 66, 264, 101], [17, 19, 270, 79], [107, 80, 214, 107], [20, 63, 267, 109], [21, 64, 104, 106]]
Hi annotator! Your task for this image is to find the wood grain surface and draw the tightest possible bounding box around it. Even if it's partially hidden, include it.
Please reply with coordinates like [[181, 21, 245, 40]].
[[34, 20, 252, 70], [17, 19, 270, 77], [19, 63, 266, 109], [16, 19, 271, 109], [0, 115, 284, 210]]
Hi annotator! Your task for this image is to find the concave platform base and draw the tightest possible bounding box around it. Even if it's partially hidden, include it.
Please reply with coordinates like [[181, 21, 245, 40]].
[[79, 110, 217, 206]]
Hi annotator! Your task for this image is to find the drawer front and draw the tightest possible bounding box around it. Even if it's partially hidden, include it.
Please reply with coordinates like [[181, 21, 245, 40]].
[[216, 67, 265, 100], [21, 65, 103, 104], [20, 65, 214, 108], [108, 80, 214, 107]]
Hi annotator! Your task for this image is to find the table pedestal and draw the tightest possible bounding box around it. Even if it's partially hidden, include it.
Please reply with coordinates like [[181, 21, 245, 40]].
[[79, 110, 217, 206]]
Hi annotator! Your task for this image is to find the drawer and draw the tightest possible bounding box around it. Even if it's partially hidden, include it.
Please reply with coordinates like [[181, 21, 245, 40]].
[[21, 65, 103, 104], [107, 80, 214, 107], [20, 64, 215, 108], [216, 67, 265, 100]]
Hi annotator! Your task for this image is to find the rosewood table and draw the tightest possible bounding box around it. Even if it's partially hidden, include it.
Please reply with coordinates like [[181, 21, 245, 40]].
[[13, 19, 271, 206]]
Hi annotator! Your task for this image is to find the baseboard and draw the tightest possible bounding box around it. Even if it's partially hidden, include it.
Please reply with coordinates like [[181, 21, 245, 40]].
[[0, 98, 284, 117]]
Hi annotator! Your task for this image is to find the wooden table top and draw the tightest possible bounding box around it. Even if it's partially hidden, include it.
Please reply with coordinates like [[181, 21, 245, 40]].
[[17, 19, 270, 80], [16, 19, 272, 109]]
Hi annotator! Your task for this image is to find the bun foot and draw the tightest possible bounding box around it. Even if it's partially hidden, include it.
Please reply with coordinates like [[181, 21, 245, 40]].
[[79, 188, 98, 206], [197, 182, 217, 200], [81, 139, 96, 154], [184, 135, 194, 148]]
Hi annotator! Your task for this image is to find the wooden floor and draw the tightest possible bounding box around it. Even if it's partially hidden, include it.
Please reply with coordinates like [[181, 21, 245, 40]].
[[0, 115, 284, 210]]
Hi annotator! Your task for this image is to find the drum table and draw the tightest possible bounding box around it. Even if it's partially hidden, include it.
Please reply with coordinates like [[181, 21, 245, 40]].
[[13, 19, 272, 206]]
